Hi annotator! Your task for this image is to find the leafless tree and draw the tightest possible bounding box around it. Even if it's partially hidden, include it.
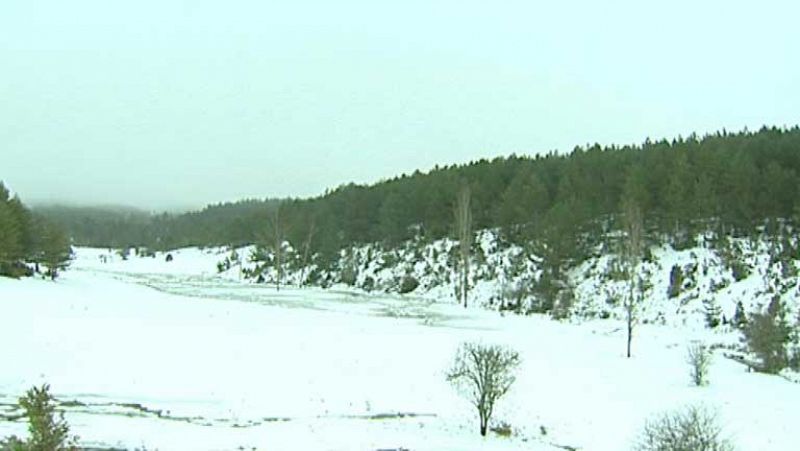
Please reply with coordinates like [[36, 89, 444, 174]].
[[265, 203, 286, 291], [298, 216, 316, 288], [446, 342, 520, 436], [622, 195, 644, 358], [454, 181, 472, 308], [687, 342, 712, 386]]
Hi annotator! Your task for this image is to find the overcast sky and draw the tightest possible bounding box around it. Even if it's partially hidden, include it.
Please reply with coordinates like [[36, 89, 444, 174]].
[[2, 1, 798, 210]]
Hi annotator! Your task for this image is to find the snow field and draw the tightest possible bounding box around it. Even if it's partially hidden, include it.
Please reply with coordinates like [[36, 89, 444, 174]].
[[0, 247, 797, 450]]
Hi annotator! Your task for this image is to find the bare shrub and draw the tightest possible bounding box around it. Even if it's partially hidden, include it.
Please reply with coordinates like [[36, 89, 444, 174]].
[[635, 405, 733, 451]]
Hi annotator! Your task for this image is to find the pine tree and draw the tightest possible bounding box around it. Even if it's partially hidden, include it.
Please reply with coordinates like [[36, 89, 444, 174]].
[[498, 169, 548, 236], [6, 195, 35, 259], [39, 222, 73, 280], [703, 298, 722, 329], [743, 297, 792, 373], [664, 151, 693, 246], [378, 190, 410, 244], [16, 384, 77, 450], [733, 300, 748, 328], [667, 265, 683, 298], [0, 201, 22, 274]]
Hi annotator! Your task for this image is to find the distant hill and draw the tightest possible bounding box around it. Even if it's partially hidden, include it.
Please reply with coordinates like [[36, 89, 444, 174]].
[[37, 126, 800, 263]]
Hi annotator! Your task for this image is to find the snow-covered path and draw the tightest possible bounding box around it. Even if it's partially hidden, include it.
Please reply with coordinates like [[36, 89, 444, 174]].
[[0, 248, 797, 450]]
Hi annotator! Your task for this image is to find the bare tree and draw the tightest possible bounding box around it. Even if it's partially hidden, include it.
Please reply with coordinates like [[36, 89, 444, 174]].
[[454, 181, 472, 308], [265, 203, 286, 291], [446, 342, 520, 436], [622, 195, 644, 358], [687, 342, 712, 386], [298, 216, 316, 288]]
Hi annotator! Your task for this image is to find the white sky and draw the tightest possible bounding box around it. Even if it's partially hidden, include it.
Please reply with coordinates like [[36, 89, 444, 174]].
[[2, 0, 798, 210]]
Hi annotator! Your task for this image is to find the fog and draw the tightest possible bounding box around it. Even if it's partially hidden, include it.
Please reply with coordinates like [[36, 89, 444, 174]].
[[2, 0, 798, 210]]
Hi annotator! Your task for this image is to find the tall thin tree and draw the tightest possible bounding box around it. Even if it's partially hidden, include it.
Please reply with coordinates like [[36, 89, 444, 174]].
[[622, 191, 644, 358], [298, 216, 316, 288], [454, 181, 472, 308], [268, 203, 285, 291]]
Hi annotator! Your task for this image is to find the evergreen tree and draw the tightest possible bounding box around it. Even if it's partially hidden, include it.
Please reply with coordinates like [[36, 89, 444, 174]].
[[733, 300, 748, 329], [692, 174, 717, 223], [0, 200, 22, 274], [667, 265, 682, 298], [664, 150, 693, 245], [743, 297, 792, 373], [498, 168, 549, 236], [378, 189, 410, 244], [39, 222, 73, 280], [6, 196, 35, 259], [703, 298, 722, 329]]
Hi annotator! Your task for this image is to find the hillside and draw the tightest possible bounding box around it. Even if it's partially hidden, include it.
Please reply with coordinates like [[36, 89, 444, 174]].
[[38, 126, 800, 257], [97, 228, 800, 347], [33, 126, 800, 369]]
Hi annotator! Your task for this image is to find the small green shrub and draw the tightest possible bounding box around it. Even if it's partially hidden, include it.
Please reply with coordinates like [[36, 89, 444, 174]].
[[361, 276, 375, 292], [703, 299, 722, 329], [732, 300, 747, 329], [667, 265, 682, 299], [339, 263, 357, 286], [2, 384, 77, 451], [730, 260, 750, 281], [490, 421, 513, 437], [398, 275, 419, 294]]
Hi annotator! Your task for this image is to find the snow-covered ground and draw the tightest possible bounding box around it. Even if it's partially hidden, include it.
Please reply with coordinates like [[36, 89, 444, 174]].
[[0, 247, 798, 450]]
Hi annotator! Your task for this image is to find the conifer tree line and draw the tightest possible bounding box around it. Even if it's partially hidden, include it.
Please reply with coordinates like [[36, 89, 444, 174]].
[[0, 184, 72, 279], [37, 126, 800, 267]]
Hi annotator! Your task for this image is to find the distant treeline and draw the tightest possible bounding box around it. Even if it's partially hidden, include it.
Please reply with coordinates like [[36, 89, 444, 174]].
[[0, 185, 72, 279], [37, 126, 800, 265]]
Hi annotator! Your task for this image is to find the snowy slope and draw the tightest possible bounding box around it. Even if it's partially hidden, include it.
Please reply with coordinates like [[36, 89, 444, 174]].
[[194, 231, 800, 330]]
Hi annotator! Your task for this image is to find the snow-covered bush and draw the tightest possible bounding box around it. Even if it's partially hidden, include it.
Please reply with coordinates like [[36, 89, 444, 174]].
[[635, 405, 733, 451]]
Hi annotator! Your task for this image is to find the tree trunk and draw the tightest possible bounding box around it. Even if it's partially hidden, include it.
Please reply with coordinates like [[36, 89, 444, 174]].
[[626, 318, 632, 358], [626, 280, 634, 358], [271, 204, 283, 292], [298, 220, 315, 288], [276, 246, 281, 291], [454, 181, 472, 308], [462, 256, 469, 308]]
